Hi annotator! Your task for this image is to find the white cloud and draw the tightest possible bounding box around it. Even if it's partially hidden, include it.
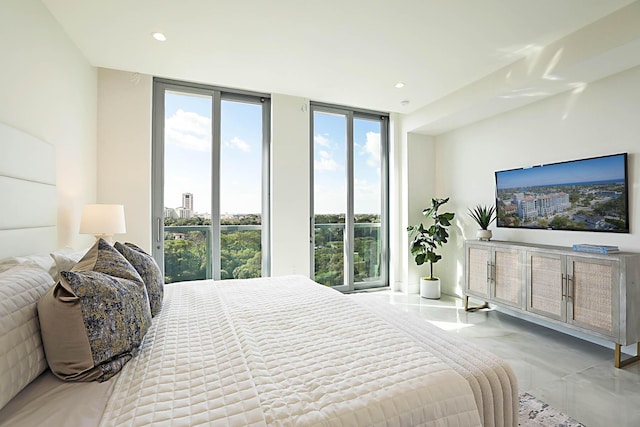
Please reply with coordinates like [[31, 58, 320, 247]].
[[354, 178, 381, 213], [165, 128, 210, 152], [165, 109, 211, 152], [224, 136, 251, 152], [315, 150, 339, 172], [314, 183, 346, 214], [364, 131, 381, 167], [314, 133, 332, 148]]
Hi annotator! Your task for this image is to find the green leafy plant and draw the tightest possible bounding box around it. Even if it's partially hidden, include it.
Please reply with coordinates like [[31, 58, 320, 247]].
[[407, 197, 455, 280], [467, 204, 496, 230]]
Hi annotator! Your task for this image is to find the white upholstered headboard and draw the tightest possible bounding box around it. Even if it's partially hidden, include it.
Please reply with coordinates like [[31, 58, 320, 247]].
[[0, 122, 57, 258]]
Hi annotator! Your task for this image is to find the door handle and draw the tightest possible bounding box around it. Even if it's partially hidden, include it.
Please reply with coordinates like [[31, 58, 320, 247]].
[[487, 262, 491, 282], [567, 275, 573, 301]]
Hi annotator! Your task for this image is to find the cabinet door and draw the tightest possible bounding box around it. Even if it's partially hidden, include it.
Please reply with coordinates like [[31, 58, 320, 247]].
[[493, 249, 523, 308], [466, 245, 490, 299], [568, 256, 619, 338], [527, 252, 566, 321]]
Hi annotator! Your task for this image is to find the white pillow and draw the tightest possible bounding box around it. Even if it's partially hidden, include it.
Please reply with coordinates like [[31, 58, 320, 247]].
[[0, 265, 55, 410], [50, 247, 89, 280], [0, 254, 56, 278]]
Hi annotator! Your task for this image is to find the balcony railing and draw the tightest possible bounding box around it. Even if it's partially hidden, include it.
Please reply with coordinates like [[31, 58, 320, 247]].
[[313, 223, 382, 287], [163, 223, 382, 287], [163, 225, 261, 283]]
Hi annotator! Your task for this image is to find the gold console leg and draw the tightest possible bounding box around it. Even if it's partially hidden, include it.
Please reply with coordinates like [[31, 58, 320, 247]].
[[615, 343, 640, 368], [464, 295, 490, 312]]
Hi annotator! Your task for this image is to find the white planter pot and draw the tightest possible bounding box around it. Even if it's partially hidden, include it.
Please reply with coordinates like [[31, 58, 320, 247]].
[[476, 229, 492, 241], [420, 277, 441, 299]]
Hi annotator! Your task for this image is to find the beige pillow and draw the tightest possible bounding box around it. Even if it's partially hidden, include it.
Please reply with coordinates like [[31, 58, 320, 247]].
[[38, 239, 151, 382]]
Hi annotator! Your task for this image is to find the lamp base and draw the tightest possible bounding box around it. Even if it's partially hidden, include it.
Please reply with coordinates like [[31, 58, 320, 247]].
[[93, 233, 115, 244]]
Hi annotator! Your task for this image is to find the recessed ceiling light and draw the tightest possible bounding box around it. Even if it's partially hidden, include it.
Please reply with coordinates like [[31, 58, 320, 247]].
[[395, 82, 405, 88], [152, 32, 167, 41], [400, 100, 410, 106]]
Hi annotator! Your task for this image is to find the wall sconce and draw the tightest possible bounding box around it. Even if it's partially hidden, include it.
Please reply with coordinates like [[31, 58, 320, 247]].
[[80, 204, 126, 243]]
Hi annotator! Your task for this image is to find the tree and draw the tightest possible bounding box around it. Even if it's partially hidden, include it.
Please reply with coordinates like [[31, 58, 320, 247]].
[[164, 238, 206, 283]]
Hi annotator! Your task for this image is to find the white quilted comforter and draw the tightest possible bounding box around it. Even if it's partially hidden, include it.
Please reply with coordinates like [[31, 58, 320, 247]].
[[349, 295, 518, 427], [99, 276, 482, 426]]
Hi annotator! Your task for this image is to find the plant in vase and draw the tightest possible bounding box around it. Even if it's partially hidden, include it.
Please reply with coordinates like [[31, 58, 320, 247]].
[[468, 204, 496, 241], [407, 197, 455, 299]]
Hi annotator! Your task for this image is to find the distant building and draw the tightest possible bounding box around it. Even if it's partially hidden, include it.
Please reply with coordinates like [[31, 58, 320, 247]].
[[514, 192, 570, 220], [165, 192, 210, 219], [503, 204, 517, 215], [164, 207, 179, 219], [176, 207, 193, 219], [516, 196, 537, 221], [182, 193, 193, 211], [537, 192, 570, 216]]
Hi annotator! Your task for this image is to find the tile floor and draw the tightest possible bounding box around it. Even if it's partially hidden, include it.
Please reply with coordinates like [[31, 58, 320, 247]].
[[366, 290, 640, 427]]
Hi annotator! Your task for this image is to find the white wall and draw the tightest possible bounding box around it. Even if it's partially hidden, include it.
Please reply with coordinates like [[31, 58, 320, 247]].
[[388, 113, 404, 291], [97, 69, 152, 250], [432, 65, 640, 296], [403, 133, 436, 290], [0, 0, 97, 249], [270, 95, 311, 276]]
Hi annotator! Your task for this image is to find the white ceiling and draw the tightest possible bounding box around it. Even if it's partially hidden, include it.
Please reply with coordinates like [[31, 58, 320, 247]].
[[42, 0, 639, 132]]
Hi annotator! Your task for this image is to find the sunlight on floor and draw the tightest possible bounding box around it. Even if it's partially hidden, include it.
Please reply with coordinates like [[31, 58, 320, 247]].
[[427, 320, 474, 331]]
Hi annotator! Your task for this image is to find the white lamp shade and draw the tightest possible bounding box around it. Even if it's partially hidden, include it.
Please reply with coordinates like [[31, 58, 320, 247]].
[[80, 204, 127, 236]]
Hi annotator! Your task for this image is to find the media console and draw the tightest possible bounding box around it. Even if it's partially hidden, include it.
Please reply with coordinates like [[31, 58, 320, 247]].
[[464, 239, 640, 368]]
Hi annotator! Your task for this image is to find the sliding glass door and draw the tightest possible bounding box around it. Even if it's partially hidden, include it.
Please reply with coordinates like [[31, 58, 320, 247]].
[[311, 104, 388, 291], [152, 79, 270, 283]]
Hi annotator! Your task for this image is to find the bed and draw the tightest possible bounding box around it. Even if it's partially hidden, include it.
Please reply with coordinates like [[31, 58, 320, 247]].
[[0, 122, 518, 426]]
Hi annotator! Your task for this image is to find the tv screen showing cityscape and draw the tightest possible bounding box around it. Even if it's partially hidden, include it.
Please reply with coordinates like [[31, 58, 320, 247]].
[[495, 153, 629, 232]]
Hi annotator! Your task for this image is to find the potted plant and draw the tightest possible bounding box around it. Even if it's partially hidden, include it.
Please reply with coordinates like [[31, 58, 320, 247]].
[[468, 204, 496, 241], [407, 197, 455, 299]]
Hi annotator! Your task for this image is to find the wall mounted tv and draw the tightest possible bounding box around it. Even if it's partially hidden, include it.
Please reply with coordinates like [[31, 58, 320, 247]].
[[495, 153, 629, 233]]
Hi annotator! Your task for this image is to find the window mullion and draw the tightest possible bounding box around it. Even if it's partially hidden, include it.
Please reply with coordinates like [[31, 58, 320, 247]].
[[345, 111, 355, 290], [261, 98, 271, 277], [211, 91, 222, 280]]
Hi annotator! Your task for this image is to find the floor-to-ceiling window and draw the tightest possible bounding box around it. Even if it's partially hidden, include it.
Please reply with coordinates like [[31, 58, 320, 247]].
[[311, 103, 388, 291], [152, 79, 270, 282]]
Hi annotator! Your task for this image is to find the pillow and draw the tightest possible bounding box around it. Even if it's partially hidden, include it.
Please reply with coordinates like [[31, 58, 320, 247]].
[[114, 242, 164, 317], [0, 257, 21, 274], [50, 247, 88, 280], [0, 265, 54, 410], [0, 253, 56, 278], [37, 239, 152, 382]]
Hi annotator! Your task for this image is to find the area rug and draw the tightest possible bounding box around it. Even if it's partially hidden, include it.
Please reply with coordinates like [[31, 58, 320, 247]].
[[519, 392, 586, 426]]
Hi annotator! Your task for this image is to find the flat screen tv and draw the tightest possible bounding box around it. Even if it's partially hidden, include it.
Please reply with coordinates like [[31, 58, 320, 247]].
[[495, 153, 629, 232]]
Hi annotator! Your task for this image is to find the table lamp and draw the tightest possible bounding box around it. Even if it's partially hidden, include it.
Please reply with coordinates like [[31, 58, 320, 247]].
[[80, 204, 126, 243]]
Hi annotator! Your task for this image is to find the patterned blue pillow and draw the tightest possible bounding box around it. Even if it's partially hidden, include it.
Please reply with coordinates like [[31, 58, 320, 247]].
[[38, 238, 152, 382], [114, 242, 164, 317]]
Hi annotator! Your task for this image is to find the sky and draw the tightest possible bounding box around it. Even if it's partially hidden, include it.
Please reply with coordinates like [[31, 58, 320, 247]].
[[313, 111, 382, 214], [164, 91, 262, 214], [164, 91, 382, 215], [496, 154, 626, 189]]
